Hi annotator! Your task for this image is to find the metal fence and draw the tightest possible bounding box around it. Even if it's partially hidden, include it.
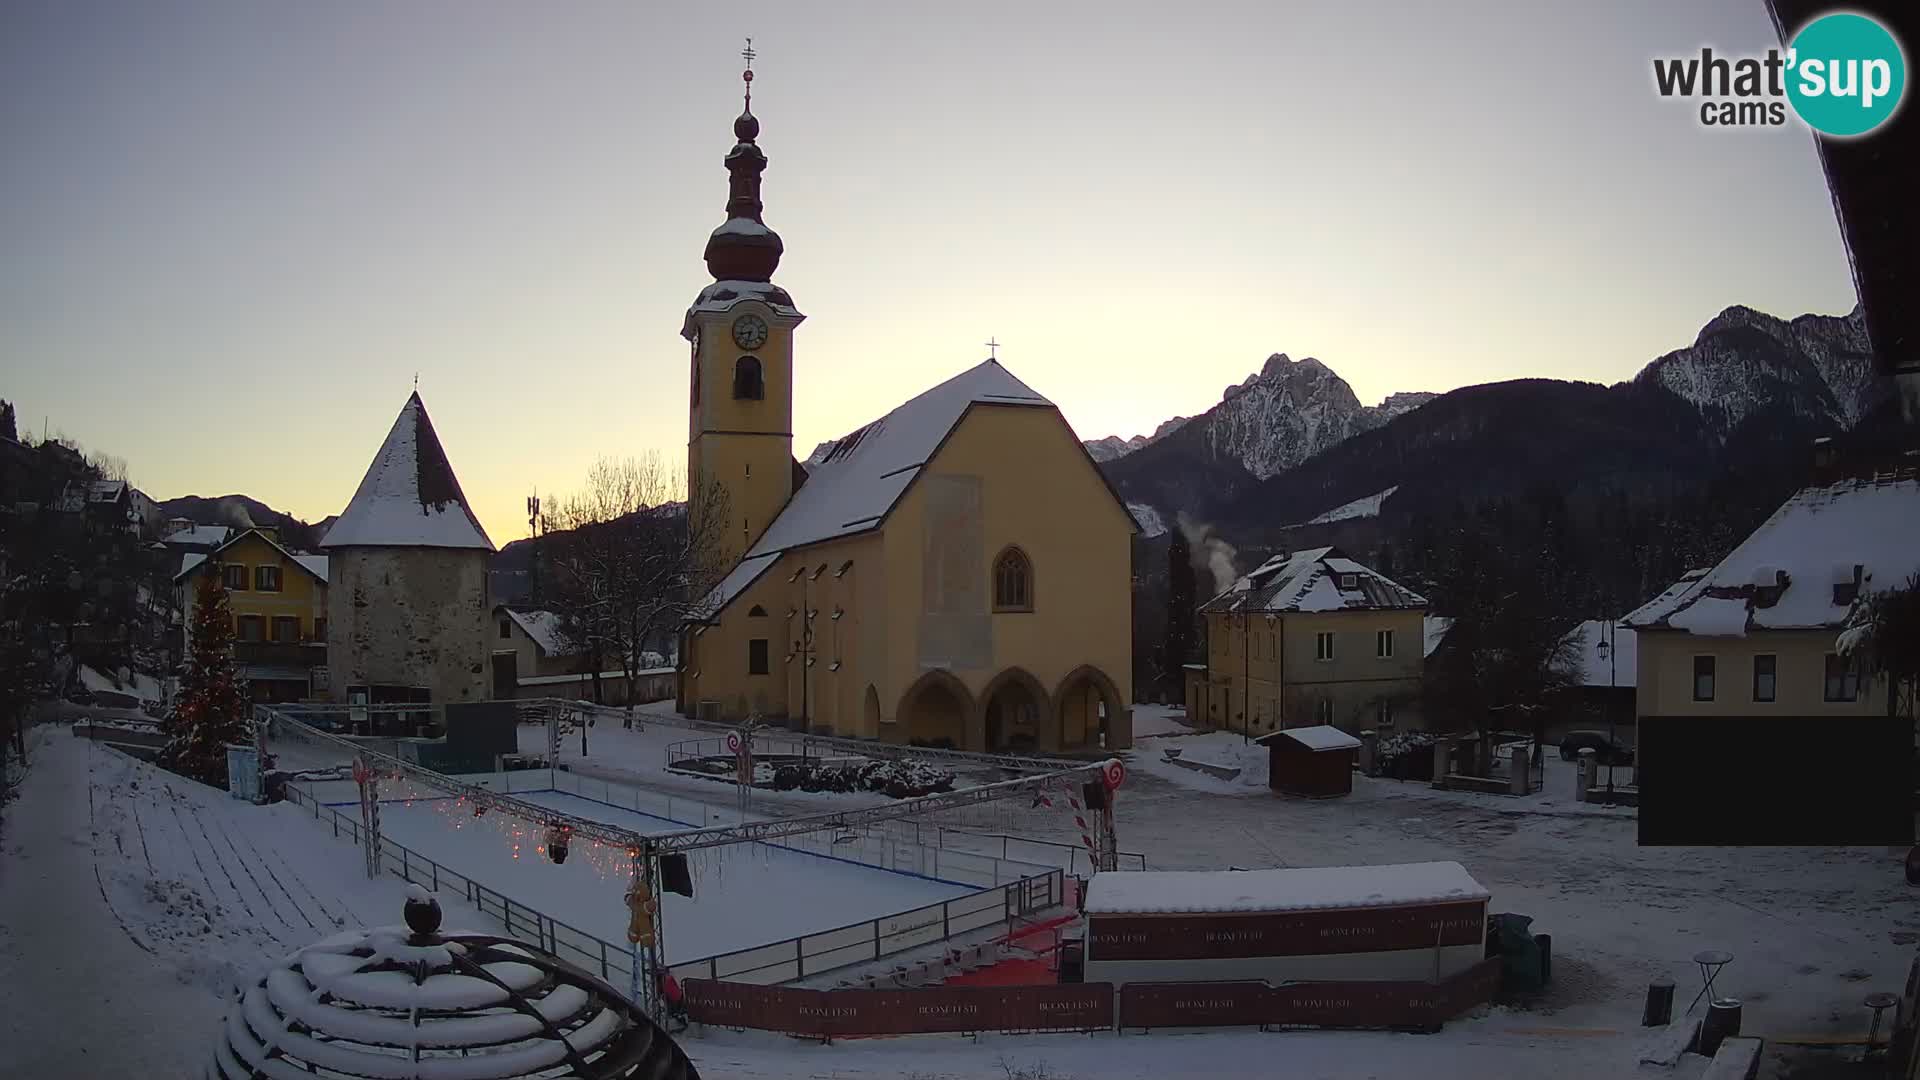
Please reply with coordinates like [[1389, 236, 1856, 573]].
[[874, 821, 1147, 876], [280, 770, 1067, 989], [280, 782, 642, 987]]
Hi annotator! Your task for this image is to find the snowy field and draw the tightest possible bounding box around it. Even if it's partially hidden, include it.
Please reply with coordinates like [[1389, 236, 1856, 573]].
[[8, 714, 1915, 1078], [330, 787, 977, 965]]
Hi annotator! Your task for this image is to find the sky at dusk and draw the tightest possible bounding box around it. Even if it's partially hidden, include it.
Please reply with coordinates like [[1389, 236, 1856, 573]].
[[1, 0, 1861, 545]]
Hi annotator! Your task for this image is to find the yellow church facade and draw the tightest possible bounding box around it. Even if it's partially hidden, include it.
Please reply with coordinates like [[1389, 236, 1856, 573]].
[[675, 75, 1134, 753]]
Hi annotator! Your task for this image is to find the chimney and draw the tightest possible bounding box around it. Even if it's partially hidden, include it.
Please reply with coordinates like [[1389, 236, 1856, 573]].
[[1831, 563, 1864, 606], [1811, 436, 1839, 481], [1751, 565, 1789, 608]]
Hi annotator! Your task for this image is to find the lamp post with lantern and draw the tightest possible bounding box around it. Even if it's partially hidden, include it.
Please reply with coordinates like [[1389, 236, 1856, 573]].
[[1596, 619, 1619, 798]]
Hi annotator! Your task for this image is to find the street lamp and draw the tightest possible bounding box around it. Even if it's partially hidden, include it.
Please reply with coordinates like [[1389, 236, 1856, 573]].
[[1596, 620, 1618, 797]]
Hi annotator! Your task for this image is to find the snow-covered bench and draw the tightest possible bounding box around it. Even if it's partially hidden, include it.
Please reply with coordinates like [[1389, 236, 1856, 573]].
[[1701, 1036, 1762, 1080], [1165, 754, 1241, 781]]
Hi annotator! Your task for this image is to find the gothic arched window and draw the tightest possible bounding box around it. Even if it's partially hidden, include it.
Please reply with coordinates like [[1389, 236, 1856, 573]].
[[733, 356, 764, 400], [992, 546, 1033, 612]]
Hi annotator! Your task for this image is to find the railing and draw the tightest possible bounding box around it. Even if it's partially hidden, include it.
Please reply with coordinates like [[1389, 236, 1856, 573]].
[[662, 735, 846, 773], [873, 821, 1148, 876], [279, 769, 1067, 990], [280, 782, 643, 988], [666, 869, 1062, 986]]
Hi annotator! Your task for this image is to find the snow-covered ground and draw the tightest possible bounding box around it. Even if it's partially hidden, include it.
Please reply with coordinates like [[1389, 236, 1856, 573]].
[[7, 711, 1913, 1078]]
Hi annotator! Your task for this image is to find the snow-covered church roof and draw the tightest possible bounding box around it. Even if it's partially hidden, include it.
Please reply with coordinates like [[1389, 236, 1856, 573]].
[[699, 359, 1132, 616], [1623, 468, 1920, 635], [321, 392, 495, 551], [1201, 546, 1427, 614]]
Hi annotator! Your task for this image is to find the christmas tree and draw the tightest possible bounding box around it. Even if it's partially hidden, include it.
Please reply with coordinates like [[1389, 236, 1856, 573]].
[[160, 565, 251, 786]]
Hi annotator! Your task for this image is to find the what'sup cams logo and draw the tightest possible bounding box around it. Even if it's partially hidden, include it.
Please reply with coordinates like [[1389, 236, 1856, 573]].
[[1653, 11, 1906, 136]]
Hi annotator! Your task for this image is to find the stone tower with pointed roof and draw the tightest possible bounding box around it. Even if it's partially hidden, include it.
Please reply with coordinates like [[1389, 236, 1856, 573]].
[[677, 63, 1137, 752], [322, 392, 496, 708]]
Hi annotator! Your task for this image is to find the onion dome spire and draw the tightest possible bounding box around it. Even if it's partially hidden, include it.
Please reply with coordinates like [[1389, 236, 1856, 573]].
[[704, 37, 784, 283]]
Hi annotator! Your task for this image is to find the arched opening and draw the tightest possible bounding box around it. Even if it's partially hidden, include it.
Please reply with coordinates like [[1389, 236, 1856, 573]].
[[1054, 665, 1127, 751], [863, 684, 881, 737], [992, 546, 1033, 612], [747, 604, 767, 617], [980, 668, 1050, 753], [733, 356, 764, 400], [897, 670, 972, 750]]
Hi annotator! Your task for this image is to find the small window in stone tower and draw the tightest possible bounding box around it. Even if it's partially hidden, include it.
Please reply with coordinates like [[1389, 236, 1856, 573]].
[[733, 356, 764, 400], [993, 547, 1033, 612]]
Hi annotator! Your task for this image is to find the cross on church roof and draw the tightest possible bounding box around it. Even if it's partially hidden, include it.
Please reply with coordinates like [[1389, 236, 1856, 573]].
[[985, 337, 1000, 360], [741, 37, 755, 107]]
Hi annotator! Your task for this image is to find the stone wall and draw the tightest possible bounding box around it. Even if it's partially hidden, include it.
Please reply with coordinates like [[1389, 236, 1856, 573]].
[[326, 547, 489, 705]]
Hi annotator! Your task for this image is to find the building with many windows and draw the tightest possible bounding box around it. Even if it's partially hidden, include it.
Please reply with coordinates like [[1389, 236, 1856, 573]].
[[1190, 547, 1429, 737], [174, 527, 329, 702], [1622, 463, 1918, 720], [674, 77, 1134, 751]]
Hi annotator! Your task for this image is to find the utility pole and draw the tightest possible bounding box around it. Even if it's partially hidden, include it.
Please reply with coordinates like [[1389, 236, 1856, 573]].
[[526, 493, 542, 607], [1605, 618, 1618, 798], [1240, 604, 1251, 744]]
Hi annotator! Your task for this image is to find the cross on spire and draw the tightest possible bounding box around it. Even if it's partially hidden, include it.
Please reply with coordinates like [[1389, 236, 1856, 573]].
[[985, 337, 1000, 360], [741, 37, 755, 108]]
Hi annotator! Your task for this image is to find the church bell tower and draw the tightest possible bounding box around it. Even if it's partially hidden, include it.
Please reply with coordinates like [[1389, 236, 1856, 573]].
[[684, 40, 803, 561]]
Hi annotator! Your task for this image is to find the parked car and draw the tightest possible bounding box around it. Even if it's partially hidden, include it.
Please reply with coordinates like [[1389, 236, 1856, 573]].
[[1559, 730, 1634, 766]]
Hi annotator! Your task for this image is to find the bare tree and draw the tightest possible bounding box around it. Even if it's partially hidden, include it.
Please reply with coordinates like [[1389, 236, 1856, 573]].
[[542, 454, 732, 730]]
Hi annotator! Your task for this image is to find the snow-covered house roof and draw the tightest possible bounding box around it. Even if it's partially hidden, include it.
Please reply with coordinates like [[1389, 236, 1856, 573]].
[[1559, 619, 1637, 688], [1084, 861, 1489, 915], [87, 479, 127, 503], [163, 524, 232, 548], [175, 528, 329, 584], [696, 359, 1135, 617], [497, 608, 580, 657], [1423, 616, 1454, 657], [1623, 470, 1920, 636], [320, 392, 494, 551], [1257, 724, 1363, 752], [1200, 546, 1427, 615]]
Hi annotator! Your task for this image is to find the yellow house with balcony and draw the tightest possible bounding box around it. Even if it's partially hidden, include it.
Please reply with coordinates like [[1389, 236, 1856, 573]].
[[1193, 547, 1429, 737], [175, 526, 329, 701]]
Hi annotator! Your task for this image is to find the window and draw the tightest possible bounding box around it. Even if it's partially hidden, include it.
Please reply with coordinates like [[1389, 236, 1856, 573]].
[[255, 565, 282, 592], [499, 619, 512, 639], [315, 618, 328, 640], [1824, 653, 1859, 702], [271, 616, 301, 643], [748, 638, 769, 675], [747, 605, 768, 617], [1692, 655, 1715, 701], [237, 615, 265, 643], [733, 356, 764, 400], [1315, 632, 1335, 661], [1752, 654, 1777, 702], [1315, 698, 1334, 724], [223, 564, 248, 591], [1375, 698, 1394, 726], [993, 547, 1033, 612], [1338, 573, 1358, 590], [1376, 629, 1394, 658]]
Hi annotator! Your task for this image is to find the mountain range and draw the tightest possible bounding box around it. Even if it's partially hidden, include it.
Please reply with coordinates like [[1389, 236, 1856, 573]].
[[1100, 303, 1881, 541]]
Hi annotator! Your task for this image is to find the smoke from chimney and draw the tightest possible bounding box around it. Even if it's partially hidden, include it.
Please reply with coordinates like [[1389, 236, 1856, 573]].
[[1176, 512, 1239, 595], [221, 500, 256, 529]]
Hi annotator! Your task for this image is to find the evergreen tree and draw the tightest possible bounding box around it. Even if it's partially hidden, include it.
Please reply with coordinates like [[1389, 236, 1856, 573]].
[[1162, 527, 1197, 697], [0, 399, 15, 442], [160, 566, 250, 786]]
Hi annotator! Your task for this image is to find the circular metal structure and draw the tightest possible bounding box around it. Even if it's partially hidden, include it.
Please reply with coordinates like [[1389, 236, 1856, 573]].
[[211, 887, 698, 1079]]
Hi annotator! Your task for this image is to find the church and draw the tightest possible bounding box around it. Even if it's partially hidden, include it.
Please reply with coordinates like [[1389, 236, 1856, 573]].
[[676, 62, 1135, 753]]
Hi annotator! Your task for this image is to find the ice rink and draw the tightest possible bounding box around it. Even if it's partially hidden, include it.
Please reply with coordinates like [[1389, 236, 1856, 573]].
[[328, 787, 978, 966]]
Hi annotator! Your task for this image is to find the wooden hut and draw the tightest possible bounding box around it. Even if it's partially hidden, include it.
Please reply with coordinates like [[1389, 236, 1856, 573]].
[[1259, 724, 1361, 798]]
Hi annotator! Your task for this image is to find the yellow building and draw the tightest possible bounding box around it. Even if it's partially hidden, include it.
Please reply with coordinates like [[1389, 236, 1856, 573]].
[[1623, 468, 1918, 720], [174, 526, 329, 701], [676, 82, 1135, 752], [1192, 547, 1428, 736]]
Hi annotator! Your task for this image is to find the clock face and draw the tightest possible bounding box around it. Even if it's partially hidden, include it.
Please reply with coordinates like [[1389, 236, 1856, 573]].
[[731, 314, 769, 350]]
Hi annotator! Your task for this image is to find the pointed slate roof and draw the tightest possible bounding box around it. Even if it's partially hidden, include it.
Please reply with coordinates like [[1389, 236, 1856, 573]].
[[321, 393, 495, 551]]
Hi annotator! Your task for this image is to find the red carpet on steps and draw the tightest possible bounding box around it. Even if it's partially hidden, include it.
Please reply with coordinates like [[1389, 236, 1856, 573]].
[[942, 954, 1055, 986]]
